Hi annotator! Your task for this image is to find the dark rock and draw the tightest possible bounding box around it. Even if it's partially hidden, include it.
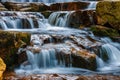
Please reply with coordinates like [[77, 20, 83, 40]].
[[71, 48, 97, 70], [69, 10, 97, 28], [90, 25, 120, 37]]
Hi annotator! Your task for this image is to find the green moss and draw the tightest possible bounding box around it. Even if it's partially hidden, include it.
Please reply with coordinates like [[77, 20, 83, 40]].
[[41, 11, 53, 18], [90, 25, 119, 37], [96, 1, 120, 30]]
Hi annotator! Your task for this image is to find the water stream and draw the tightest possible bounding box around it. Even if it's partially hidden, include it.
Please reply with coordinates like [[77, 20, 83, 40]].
[[0, 1, 120, 75]]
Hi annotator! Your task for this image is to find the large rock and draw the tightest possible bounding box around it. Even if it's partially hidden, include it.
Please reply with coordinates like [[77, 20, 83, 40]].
[[71, 48, 97, 70], [0, 58, 6, 80], [0, 30, 30, 70], [69, 10, 97, 28], [50, 2, 89, 11], [96, 1, 120, 30]]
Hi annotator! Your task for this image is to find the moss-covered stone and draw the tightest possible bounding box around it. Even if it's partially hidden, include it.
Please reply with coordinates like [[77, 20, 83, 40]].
[[0, 30, 30, 70], [96, 1, 120, 30], [41, 11, 53, 18], [90, 25, 119, 37]]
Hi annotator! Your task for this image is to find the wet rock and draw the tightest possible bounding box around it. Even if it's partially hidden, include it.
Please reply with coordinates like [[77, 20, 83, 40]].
[[96, 1, 120, 30], [0, 3, 7, 11], [50, 2, 89, 11], [90, 25, 119, 37], [70, 10, 97, 28], [0, 57, 6, 80], [71, 48, 97, 70], [48, 10, 97, 28], [0, 30, 30, 70]]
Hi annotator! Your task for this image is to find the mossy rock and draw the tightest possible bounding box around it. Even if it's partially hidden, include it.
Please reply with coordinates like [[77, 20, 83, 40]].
[[90, 25, 119, 37], [41, 11, 53, 18], [96, 1, 120, 30], [0, 30, 31, 70]]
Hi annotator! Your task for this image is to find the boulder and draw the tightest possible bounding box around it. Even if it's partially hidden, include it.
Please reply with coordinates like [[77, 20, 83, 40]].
[[69, 10, 97, 28], [0, 57, 6, 80], [96, 1, 120, 30], [71, 48, 97, 70], [0, 30, 30, 70], [90, 25, 119, 37], [50, 2, 89, 11]]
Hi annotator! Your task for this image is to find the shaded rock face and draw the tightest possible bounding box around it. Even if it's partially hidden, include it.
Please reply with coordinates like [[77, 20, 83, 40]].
[[69, 10, 97, 28], [0, 31, 30, 70], [96, 1, 120, 30], [50, 2, 90, 11], [0, 57, 6, 80]]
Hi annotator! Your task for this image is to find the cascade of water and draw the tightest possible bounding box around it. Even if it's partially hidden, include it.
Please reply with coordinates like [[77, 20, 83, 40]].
[[0, 19, 8, 30], [96, 37, 120, 71], [0, 12, 46, 29], [87, 1, 97, 10], [20, 48, 73, 70], [48, 11, 73, 27]]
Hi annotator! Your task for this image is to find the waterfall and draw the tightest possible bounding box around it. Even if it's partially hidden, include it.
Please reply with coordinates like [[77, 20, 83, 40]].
[[48, 11, 73, 27], [96, 37, 120, 71], [87, 1, 97, 10], [0, 12, 46, 29], [20, 48, 73, 70]]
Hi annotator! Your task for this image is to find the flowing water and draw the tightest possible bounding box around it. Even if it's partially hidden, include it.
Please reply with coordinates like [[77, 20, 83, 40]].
[[0, 1, 120, 75]]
